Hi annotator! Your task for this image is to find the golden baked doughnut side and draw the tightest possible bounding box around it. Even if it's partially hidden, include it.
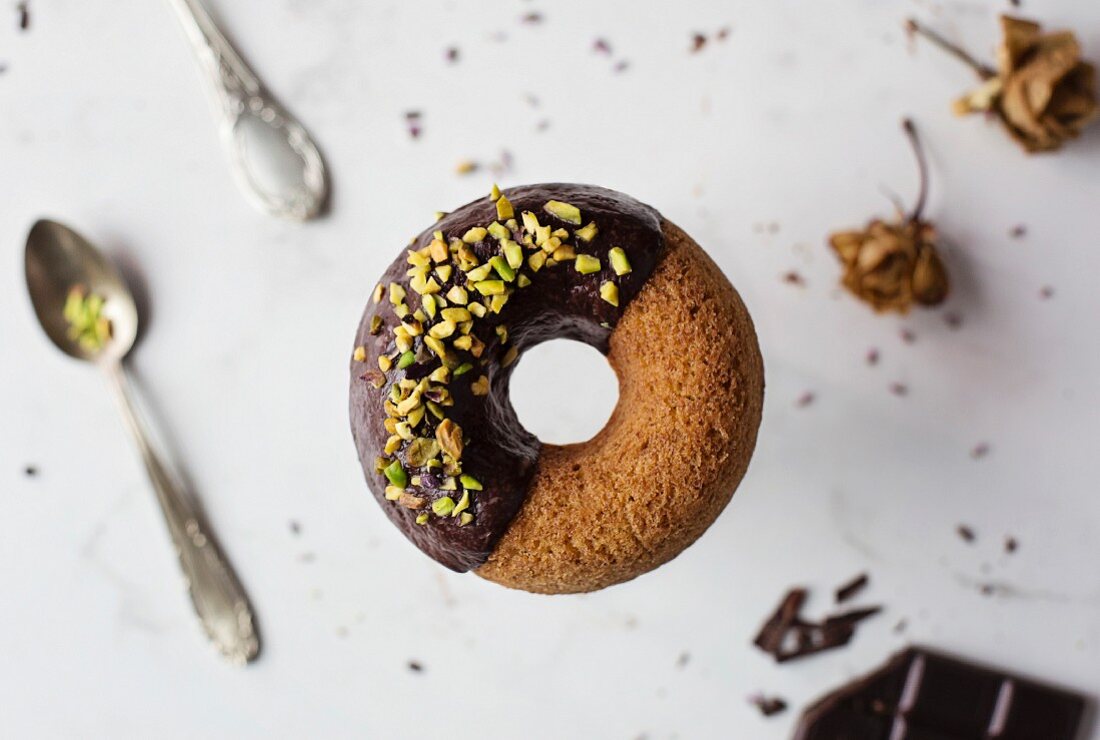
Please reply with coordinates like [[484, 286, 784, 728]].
[[477, 221, 765, 593]]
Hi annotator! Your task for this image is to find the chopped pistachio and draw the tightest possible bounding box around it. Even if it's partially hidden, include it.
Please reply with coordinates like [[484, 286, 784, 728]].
[[552, 245, 576, 261], [432, 497, 456, 516], [394, 333, 413, 353], [487, 221, 510, 241], [527, 251, 547, 272], [384, 485, 404, 501], [465, 263, 493, 282], [496, 195, 515, 220], [435, 265, 453, 283], [452, 335, 473, 351], [451, 490, 471, 517], [384, 460, 408, 488], [424, 336, 450, 360], [471, 375, 490, 396], [575, 222, 599, 242], [429, 366, 451, 384], [544, 200, 582, 225], [600, 281, 620, 307], [389, 283, 406, 305], [463, 227, 488, 244], [503, 241, 524, 269], [378, 355, 393, 372], [364, 370, 386, 389], [410, 273, 441, 295], [467, 335, 486, 357], [459, 474, 483, 491], [457, 244, 479, 270], [517, 274, 532, 288], [435, 418, 464, 461], [433, 230, 445, 242], [429, 320, 457, 339], [441, 307, 472, 323], [396, 393, 421, 416], [415, 512, 430, 525], [398, 492, 426, 511], [574, 254, 601, 274], [446, 285, 469, 305], [393, 302, 410, 319], [384, 434, 403, 454], [406, 405, 426, 428], [475, 280, 506, 296], [407, 249, 431, 267], [459, 512, 474, 526], [422, 293, 438, 318], [397, 350, 416, 369], [489, 256, 516, 282], [369, 315, 384, 334], [395, 421, 415, 440], [426, 399, 446, 420], [434, 210, 447, 221], [453, 362, 474, 377], [534, 224, 551, 248], [353, 346, 367, 362], [426, 239, 447, 263], [608, 247, 632, 275], [494, 325, 509, 343], [502, 346, 519, 367], [441, 476, 458, 491], [521, 211, 540, 234], [490, 183, 502, 201], [373, 284, 386, 303], [468, 302, 487, 318], [489, 293, 509, 313], [406, 437, 441, 467]]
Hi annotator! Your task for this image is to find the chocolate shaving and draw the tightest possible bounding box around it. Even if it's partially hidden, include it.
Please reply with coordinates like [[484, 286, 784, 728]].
[[753, 588, 881, 663], [866, 348, 880, 365], [17, 1, 29, 31], [24, 465, 37, 477], [749, 694, 788, 717], [593, 38, 612, 55], [690, 33, 707, 53], [1039, 285, 1054, 299], [957, 524, 976, 542], [970, 442, 990, 459], [889, 382, 908, 396], [445, 47, 459, 64], [1005, 536, 1019, 553], [795, 391, 815, 408], [835, 573, 869, 604], [783, 270, 805, 286], [1009, 223, 1028, 238], [407, 660, 423, 672]]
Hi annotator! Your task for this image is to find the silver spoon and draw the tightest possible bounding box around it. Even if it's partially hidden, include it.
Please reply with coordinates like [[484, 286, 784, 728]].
[[167, 0, 328, 221], [25, 219, 260, 665]]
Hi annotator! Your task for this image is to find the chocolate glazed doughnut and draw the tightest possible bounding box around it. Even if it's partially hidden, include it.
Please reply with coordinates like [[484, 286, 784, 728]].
[[350, 184, 764, 594]]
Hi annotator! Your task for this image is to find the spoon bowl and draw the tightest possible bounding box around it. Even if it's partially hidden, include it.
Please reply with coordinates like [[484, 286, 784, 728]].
[[25, 219, 137, 364]]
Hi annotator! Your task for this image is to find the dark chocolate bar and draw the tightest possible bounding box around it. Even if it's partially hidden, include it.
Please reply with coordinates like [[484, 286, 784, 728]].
[[794, 646, 1088, 739]]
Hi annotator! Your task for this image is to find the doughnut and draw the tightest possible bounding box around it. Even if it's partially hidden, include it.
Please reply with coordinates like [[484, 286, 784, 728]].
[[350, 184, 764, 594]]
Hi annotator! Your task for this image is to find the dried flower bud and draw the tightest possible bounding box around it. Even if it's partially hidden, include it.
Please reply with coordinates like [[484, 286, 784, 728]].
[[828, 119, 949, 314], [830, 220, 947, 313], [913, 15, 1098, 153]]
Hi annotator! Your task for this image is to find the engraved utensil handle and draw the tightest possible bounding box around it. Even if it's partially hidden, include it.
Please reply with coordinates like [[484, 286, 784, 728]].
[[166, 0, 327, 221], [105, 361, 259, 665]]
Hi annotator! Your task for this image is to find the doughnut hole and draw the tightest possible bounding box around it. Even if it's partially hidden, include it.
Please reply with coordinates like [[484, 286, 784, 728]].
[[508, 339, 618, 445]]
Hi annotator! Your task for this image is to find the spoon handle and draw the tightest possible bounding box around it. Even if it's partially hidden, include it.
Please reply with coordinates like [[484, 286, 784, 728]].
[[166, 0, 327, 221], [105, 362, 260, 665]]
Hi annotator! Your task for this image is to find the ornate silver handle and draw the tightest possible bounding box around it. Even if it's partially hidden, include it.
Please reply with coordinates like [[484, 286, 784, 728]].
[[167, 0, 328, 221], [105, 361, 260, 665]]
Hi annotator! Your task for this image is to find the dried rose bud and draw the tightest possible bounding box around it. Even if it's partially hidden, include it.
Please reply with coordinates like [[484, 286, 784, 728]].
[[910, 15, 1098, 153], [828, 120, 949, 314]]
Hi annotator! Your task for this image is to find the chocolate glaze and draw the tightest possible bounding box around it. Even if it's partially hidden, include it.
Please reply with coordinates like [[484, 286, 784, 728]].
[[349, 184, 665, 571]]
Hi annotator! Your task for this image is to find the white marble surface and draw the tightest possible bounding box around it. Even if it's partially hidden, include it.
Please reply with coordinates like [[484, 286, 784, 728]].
[[3, 0, 1100, 737]]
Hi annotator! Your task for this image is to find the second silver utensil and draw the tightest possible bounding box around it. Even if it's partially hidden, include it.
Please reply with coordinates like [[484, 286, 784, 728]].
[[25, 219, 260, 665], [167, 0, 328, 221]]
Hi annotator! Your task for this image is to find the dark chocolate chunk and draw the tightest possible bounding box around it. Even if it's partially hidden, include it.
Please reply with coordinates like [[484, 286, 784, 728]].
[[754, 588, 881, 663], [407, 660, 423, 673], [794, 647, 1088, 739], [836, 573, 869, 604], [749, 694, 788, 717]]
